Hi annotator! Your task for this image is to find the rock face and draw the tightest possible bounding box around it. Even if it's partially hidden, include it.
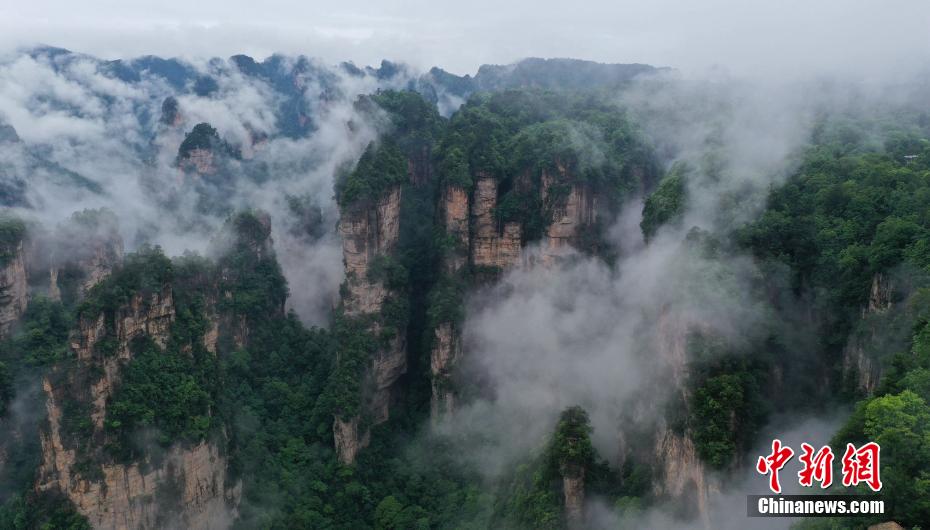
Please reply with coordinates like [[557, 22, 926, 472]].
[[541, 169, 598, 264], [38, 286, 238, 529], [430, 322, 462, 420], [0, 240, 28, 338], [332, 416, 370, 467], [653, 429, 710, 526], [842, 273, 894, 394], [71, 287, 174, 362], [429, 185, 470, 420], [47, 209, 124, 299], [38, 390, 238, 530], [470, 176, 522, 269], [338, 187, 402, 316], [179, 148, 218, 176], [561, 464, 585, 530], [651, 305, 711, 525], [441, 186, 470, 273], [431, 175, 520, 423], [334, 186, 407, 464], [429, 171, 602, 422], [76, 232, 124, 295], [70, 287, 175, 433]]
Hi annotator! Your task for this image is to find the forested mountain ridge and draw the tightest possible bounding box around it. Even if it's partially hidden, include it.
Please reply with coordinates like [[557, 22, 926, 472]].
[[0, 48, 928, 529]]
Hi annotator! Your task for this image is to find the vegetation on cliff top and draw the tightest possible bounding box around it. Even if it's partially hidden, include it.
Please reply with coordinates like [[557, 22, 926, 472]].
[[435, 90, 653, 242], [176, 122, 240, 165], [337, 90, 443, 207], [0, 215, 26, 267], [640, 161, 687, 241]]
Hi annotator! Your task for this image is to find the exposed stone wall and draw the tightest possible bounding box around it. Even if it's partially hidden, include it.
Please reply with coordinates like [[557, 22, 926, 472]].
[[0, 240, 28, 338], [338, 187, 402, 316], [470, 176, 522, 269], [540, 169, 598, 264], [441, 185, 470, 273], [842, 273, 894, 394], [430, 322, 462, 420], [38, 383, 238, 530], [70, 287, 175, 362], [334, 186, 407, 464], [652, 305, 714, 525], [653, 428, 710, 527], [561, 465, 586, 530], [332, 416, 370, 467], [430, 170, 603, 422], [38, 286, 237, 529]]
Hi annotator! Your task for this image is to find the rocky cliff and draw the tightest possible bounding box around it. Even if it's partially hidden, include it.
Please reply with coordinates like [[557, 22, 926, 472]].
[[0, 239, 28, 338], [540, 167, 598, 264], [45, 209, 125, 302], [440, 185, 470, 274], [842, 273, 895, 394], [561, 464, 585, 530], [470, 176, 522, 269], [653, 429, 710, 527], [338, 187, 402, 316], [37, 285, 238, 529], [651, 305, 712, 526], [334, 186, 407, 464], [429, 185, 469, 419], [430, 322, 462, 420], [429, 169, 602, 421]]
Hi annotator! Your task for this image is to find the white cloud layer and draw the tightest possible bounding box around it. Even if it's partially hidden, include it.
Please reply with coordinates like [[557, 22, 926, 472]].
[[1, 0, 928, 79]]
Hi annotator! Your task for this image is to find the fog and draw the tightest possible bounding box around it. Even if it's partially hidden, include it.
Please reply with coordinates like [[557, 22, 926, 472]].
[[2, 1, 929, 79], [426, 69, 927, 528], [0, 50, 415, 324], [0, 3, 926, 526]]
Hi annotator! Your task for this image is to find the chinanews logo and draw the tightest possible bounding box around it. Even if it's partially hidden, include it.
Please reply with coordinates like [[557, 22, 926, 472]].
[[747, 439, 885, 518]]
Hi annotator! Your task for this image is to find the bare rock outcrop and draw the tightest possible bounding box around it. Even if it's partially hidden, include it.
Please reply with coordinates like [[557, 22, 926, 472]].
[[76, 234, 124, 295], [562, 464, 586, 530], [430, 171, 604, 422], [338, 187, 402, 316], [38, 378, 238, 530], [651, 305, 713, 525], [540, 168, 598, 264], [842, 273, 894, 394], [653, 428, 710, 527], [441, 185, 470, 273], [45, 209, 124, 299], [470, 176, 522, 269], [71, 286, 175, 362], [0, 239, 28, 338], [334, 186, 407, 464], [38, 286, 237, 529], [332, 416, 371, 467], [430, 322, 462, 420]]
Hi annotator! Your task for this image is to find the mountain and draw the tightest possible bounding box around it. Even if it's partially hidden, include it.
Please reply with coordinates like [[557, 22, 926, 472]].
[[1, 48, 928, 530]]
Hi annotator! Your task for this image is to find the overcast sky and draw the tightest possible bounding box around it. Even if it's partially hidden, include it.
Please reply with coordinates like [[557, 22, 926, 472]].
[[1, 0, 928, 78]]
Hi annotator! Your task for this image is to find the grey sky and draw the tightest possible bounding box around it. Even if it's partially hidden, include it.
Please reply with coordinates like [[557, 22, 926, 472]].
[[1, 0, 928, 78]]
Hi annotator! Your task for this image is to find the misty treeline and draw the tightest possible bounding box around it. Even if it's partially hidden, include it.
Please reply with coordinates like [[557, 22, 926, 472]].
[[0, 48, 929, 529]]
